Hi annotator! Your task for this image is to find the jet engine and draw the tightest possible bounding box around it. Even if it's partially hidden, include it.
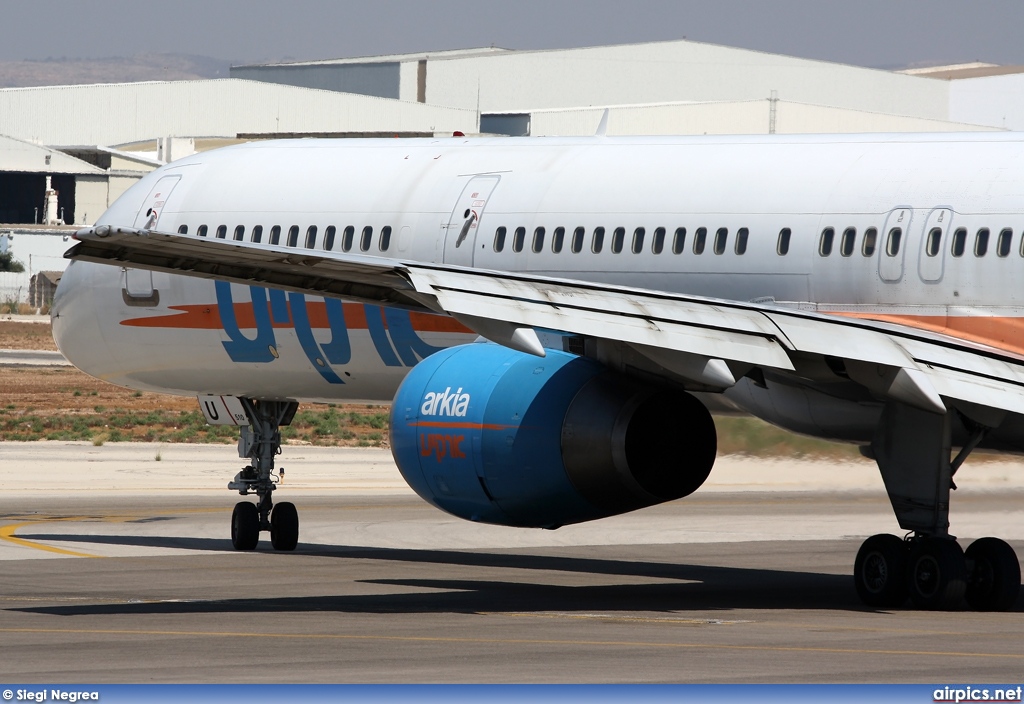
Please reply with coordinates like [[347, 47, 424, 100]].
[[390, 343, 717, 528]]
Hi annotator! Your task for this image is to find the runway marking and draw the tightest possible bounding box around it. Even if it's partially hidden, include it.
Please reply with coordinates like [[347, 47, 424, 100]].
[[1, 626, 1022, 660], [483, 612, 751, 626], [494, 611, 1021, 639], [0, 522, 101, 558]]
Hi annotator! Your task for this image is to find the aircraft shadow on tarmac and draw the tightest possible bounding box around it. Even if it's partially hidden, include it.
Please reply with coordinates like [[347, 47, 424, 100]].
[[8, 531, 971, 615]]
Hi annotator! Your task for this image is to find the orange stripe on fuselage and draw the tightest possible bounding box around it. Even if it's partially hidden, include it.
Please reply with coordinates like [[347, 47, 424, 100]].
[[121, 301, 471, 334], [830, 312, 1024, 357]]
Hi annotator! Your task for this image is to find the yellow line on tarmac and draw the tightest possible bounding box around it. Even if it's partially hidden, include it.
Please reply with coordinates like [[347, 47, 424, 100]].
[[0, 626, 1022, 660], [0, 522, 101, 558]]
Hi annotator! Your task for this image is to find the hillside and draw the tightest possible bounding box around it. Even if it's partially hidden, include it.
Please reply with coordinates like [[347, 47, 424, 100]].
[[0, 53, 230, 87]]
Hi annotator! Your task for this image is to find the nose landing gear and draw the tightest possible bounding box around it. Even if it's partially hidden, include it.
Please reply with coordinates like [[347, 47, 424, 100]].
[[227, 399, 300, 552]]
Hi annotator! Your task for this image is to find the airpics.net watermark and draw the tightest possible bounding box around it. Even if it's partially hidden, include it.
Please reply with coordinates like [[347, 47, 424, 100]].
[[935, 686, 1024, 703], [2, 691, 98, 703]]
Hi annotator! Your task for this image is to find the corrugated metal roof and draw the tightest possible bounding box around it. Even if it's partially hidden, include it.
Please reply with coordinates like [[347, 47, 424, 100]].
[[901, 64, 1024, 80], [524, 100, 998, 137], [235, 47, 509, 68], [0, 79, 476, 147], [0, 134, 105, 174]]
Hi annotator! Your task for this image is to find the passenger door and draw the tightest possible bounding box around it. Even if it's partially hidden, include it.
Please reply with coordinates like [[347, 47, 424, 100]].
[[918, 208, 952, 283], [879, 207, 913, 283], [443, 175, 501, 267], [132, 175, 181, 230]]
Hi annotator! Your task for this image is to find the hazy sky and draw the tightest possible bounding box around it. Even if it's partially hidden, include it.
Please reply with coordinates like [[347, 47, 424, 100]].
[[4, 0, 1024, 69]]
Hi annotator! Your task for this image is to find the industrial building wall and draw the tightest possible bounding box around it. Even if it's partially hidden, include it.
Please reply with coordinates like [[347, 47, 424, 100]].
[[107, 176, 140, 211], [949, 74, 1024, 131], [75, 176, 110, 226], [526, 100, 999, 138], [230, 63, 401, 98], [0, 79, 477, 146], [419, 41, 952, 122]]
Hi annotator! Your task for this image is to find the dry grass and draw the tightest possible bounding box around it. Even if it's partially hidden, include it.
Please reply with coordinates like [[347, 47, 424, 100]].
[[0, 321, 58, 350]]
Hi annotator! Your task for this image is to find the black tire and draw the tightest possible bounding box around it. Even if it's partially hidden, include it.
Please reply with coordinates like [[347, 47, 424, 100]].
[[854, 534, 908, 608], [270, 501, 299, 551], [906, 538, 967, 610], [231, 501, 259, 551], [965, 537, 1021, 612]]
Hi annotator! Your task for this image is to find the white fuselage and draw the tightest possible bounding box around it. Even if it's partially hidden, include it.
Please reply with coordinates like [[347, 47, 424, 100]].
[[52, 133, 1024, 410]]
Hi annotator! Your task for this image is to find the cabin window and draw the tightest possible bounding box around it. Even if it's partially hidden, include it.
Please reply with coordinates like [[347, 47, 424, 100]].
[[571, 227, 584, 253], [305, 225, 317, 249], [532, 227, 545, 253], [652, 227, 666, 254], [341, 225, 354, 251], [672, 227, 686, 254], [862, 227, 877, 256], [552, 227, 565, 253], [232, 225, 244, 241], [286, 225, 299, 247], [513, 226, 526, 253], [818, 227, 834, 256], [925, 227, 942, 257], [380, 225, 392, 251], [997, 228, 1012, 257], [693, 227, 707, 255], [323, 226, 335, 250], [360, 226, 373, 252], [975, 228, 990, 257], [632, 227, 645, 254], [951, 227, 967, 257], [197, 225, 208, 238], [269, 226, 281, 245], [251, 225, 263, 243], [177, 224, 188, 234], [840, 227, 856, 257], [611, 227, 625, 253], [777, 228, 791, 255], [494, 226, 507, 252], [713, 227, 728, 255], [216, 225, 227, 240], [885, 227, 902, 256], [592, 227, 605, 253], [735, 227, 749, 255]]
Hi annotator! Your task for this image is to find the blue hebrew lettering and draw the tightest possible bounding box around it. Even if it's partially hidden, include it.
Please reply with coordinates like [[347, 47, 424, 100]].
[[288, 292, 345, 384], [384, 307, 446, 366], [320, 297, 352, 364], [217, 281, 277, 362], [364, 305, 402, 367], [268, 288, 290, 324]]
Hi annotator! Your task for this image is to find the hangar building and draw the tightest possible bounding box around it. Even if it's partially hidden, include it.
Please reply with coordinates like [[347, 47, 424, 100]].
[[1, 38, 1020, 301]]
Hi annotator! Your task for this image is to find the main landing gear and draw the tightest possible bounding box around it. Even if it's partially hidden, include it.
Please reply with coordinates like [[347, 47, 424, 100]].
[[853, 402, 1021, 611], [228, 399, 300, 552]]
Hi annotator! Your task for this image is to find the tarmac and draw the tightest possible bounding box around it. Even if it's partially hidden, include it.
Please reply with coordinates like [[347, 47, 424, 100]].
[[2, 441, 1024, 683]]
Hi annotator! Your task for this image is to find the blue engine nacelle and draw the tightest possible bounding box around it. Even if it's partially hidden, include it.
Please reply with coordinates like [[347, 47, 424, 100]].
[[390, 343, 717, 528]]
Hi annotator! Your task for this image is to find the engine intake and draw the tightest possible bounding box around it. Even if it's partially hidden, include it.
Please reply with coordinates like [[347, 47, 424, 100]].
[[390, 344, 717, 528]]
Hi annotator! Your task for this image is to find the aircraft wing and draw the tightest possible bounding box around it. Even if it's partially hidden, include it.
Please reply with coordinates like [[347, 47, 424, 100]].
[[68, 225, 1024, 418]]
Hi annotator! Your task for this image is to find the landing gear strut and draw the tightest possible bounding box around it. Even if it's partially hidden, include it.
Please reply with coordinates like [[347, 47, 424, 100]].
[[228, 399, 300, 551], [853, 402, 1020, 611]]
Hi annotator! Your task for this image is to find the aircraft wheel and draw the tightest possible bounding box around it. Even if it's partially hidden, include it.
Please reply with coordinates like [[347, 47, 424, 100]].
[[965, 537, 1021, 612], [270, 501, 299, 551], [854, 534, 908, 608], [231, 501, 259, 551], [906, 538, 966, 610]]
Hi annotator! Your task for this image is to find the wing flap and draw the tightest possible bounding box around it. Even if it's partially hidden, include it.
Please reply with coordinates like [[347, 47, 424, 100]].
[[405, 267, 797, 370]]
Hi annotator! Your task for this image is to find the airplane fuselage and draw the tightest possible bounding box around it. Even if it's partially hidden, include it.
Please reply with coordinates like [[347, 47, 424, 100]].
[[52, 133, 1024, 432]]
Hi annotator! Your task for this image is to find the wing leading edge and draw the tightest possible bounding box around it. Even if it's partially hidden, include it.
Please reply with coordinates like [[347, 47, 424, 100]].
[[68, 225, 1024, 420]]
